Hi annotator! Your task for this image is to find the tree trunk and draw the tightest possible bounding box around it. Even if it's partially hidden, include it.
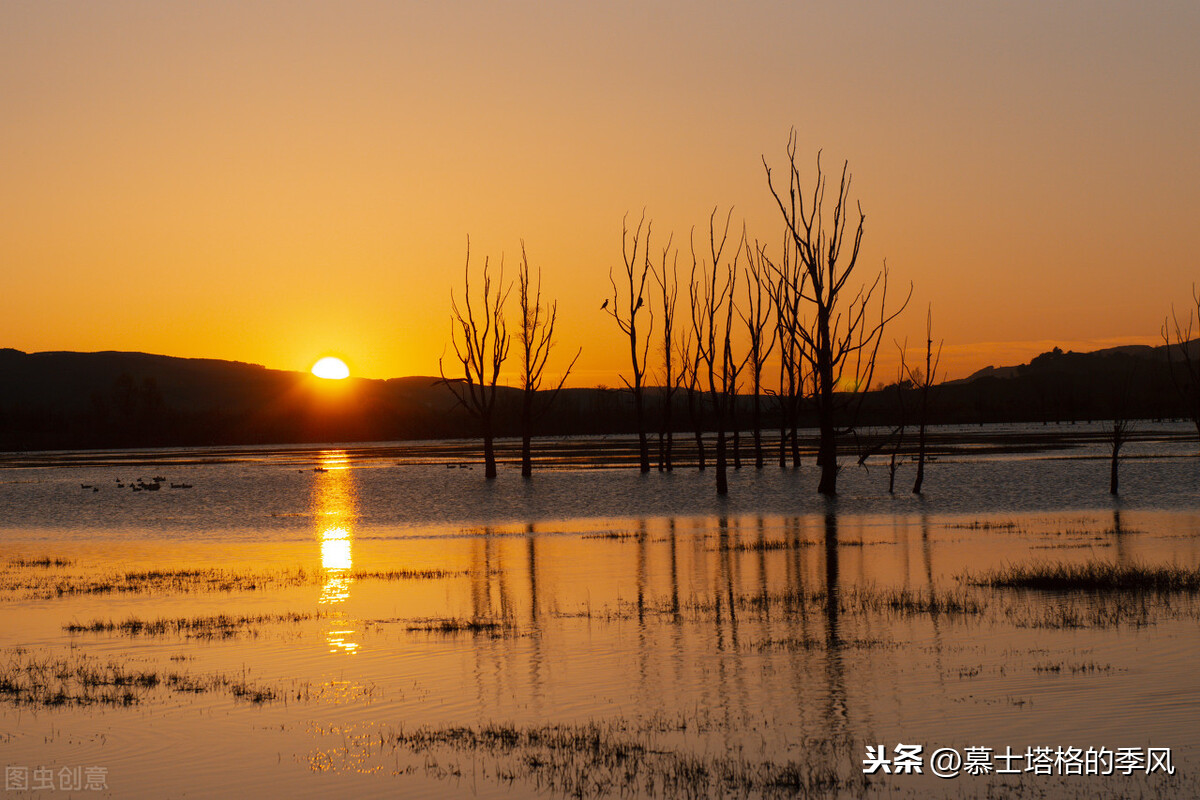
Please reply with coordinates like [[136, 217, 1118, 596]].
[[520, 391, 534, 478], [660, 391, 674, 472], [635, 390, 650, 473], [483, 420, 498, 479], [817, 418, 837, 495], [752, 392, 763, 469], [816, 346, 837, 495], [715, 428, 728, 495], [778, 411, 788, 468], [687, 387, 706, 471], [912, 420, 926, 494], [790, 415, 801, 468]]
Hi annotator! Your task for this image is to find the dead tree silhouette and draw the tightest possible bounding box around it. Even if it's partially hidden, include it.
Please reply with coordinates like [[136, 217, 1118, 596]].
[[903, 305, 942, 495], [742, 239, 779, 469], [517, 242, 580, 478], [765, 131, 910, 495], [766, 237, 806, 468], [1163, 286, 1200, 451], [679, 325, 706, 470], [651, 235, 680, 471], [605, 213, 654, 473], [691, 208, 745, 496], [439, 239, 511, 479]]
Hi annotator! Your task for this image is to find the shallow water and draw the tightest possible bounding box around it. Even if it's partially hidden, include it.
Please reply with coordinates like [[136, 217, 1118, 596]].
[[1, 425, 1199, 798]]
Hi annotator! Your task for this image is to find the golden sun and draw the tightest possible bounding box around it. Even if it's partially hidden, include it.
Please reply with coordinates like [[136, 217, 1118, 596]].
[[311, 356, 350, 380]]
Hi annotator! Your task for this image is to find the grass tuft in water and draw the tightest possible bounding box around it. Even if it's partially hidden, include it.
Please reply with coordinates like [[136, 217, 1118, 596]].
[[6, 557, 73, 568], [63, 612, 316, 638], [0, 649, 291, 707], [970, 561, 1200, 592], [388, 720, 864, 799], [405, 617, 511, 635]]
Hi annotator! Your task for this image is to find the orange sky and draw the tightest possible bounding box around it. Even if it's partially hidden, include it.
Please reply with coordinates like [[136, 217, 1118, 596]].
[[2, 2, 1197, 386]]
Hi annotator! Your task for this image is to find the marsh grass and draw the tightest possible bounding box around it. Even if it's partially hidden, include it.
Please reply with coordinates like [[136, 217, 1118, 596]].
[[712, 539, 890, 552], [0, 652, 159, 707], [388, 721, 865, 799], [405, 617, 514, 635], [63, 612, 317, 638], [5, 567, 313, 599], [970, 561, 1200, 592], [557, 585, 985, 623], [1032, 661, 1114, 674], [715, 539, 816, 552], [1031, 542, 1112, 550], [349, 568, 467, 580], [163, 671, 286, 702], [6, 557, 73, 568], [946, 520, 1023, 531], [1002, 595, 1165, 629], [847, 586, 986, 616], [0, 649, 293, 707], [2, 563, 469, 600], [753, 636, 893, 651], [1058, 527, 1146, 537]]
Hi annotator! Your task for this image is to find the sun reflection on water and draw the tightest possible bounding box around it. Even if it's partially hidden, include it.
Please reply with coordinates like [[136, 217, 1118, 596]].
[[311, 450, 359, 653]]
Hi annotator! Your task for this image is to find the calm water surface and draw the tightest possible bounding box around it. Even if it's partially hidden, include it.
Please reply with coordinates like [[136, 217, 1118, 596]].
[[1, 425, 1198, 798]]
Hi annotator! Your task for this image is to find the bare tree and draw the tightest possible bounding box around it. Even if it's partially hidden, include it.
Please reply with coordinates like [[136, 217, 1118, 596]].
[[678, 326, 706, 470], [516, 242, 581, 478], [764, 132, 910, 495], [1163, 286, 1200, 449], [765, 234, 807, 468], [651, 235, 680, 471], [439, 239, 511, 479], [888, 377, 907, 494], [1109, 417, 1131, 495], [903, 305, 942, 495], [742, 240, 778, 468], [1106, 362, 1138, 495], [605, 214, 654, 473], [691, 208, 743, 496], [854, 361, 907, 493]]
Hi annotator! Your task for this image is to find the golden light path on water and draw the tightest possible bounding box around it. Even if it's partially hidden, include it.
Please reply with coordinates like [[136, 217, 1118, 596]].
[[311, 450, 359, 654]]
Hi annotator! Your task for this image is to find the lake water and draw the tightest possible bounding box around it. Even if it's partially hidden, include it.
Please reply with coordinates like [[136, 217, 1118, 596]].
[[1, 423, 1198, 798]]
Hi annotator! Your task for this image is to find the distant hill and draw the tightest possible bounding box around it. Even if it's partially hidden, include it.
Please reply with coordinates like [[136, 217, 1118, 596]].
[[0, 341, 1196, 451], [0, 349, 464, 450], [951, 340, 1193, 386], [882, 340, 1199, 427]]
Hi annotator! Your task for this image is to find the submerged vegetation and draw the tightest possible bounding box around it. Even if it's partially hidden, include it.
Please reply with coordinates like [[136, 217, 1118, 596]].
[[970, 561, 1200, 592], [0, 650, 286, 707], [63, 612, 317, 638], [0, 564, 469, 600], [386, 720, 866, 799], [6, 556, 73, 568], [404, 617, 512, 635]]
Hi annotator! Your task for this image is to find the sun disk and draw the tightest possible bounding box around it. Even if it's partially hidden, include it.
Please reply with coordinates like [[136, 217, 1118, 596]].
[[312, 356, 350, 380]]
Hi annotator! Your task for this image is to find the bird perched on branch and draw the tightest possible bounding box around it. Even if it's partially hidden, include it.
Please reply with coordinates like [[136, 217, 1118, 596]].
[[600, 299, 609, 310]]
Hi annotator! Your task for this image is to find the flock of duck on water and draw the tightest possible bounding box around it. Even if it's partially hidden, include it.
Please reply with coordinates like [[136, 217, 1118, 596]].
[[80, 476, 192, 492]]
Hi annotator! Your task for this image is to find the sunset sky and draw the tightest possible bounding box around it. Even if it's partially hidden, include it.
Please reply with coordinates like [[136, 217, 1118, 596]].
[[2, 2, 1197, 386]]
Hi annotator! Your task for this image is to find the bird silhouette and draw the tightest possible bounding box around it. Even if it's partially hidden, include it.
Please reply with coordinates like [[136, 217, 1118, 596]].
[[600, 299, 609, 310], [635, 296, 643, 310]]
